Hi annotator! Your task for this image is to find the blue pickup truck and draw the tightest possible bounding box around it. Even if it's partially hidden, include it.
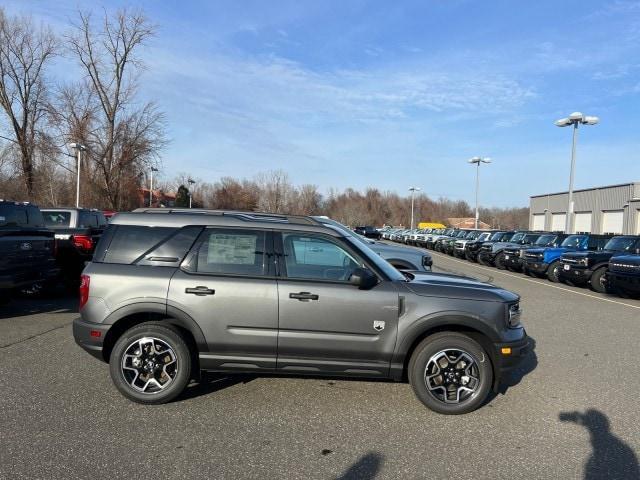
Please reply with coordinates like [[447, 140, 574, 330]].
[[522, 233, 613, 282]]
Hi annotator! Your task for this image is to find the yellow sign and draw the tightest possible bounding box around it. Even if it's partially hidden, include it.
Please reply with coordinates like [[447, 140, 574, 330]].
[[418, 222, 446, 229]]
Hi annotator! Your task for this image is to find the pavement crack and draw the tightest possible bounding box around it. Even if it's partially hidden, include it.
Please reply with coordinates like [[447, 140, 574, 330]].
[[0, 321, 73, 349]]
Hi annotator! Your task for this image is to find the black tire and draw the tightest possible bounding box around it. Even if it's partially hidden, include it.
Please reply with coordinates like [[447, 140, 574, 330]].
[[495, 252, 507, 270], [589, 267, 608, 293], [408, 332, 493, 415], [547, 261, 561, 283], [109, 322, 192, 404]]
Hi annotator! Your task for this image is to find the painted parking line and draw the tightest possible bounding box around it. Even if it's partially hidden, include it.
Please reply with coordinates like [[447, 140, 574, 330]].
[[430, 250, 640, 311]]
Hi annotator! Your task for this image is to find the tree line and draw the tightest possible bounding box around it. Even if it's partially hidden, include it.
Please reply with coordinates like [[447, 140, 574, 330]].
[[0, 7, 164, 210], [0, 8, 528, 228], [159, 170, 529, 229]]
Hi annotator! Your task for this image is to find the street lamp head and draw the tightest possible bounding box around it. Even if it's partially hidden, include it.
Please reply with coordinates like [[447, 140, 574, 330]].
[[554, 118, 571, 127], [408, 186, 421, 192], [150, 166, 159, 172], [69, 142, 87, 151], [568, 112, 584, 121], [481, 157, 492, 164], [583, 115, 599, 125], [188, 178, 196, 185]]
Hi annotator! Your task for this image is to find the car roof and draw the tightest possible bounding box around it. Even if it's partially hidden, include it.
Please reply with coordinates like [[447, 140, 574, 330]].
[[113, 208, 344, 236]]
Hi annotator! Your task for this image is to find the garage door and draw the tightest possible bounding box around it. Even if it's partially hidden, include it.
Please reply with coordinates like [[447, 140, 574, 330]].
[[532, 214, 545, 231], [574, 212, 592, 233], [551, 213, 566, 232], [602, 210, 624, 234]]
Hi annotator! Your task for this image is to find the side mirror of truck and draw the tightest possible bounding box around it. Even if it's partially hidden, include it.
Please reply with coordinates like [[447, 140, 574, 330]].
[[349, 267, 378, 290]]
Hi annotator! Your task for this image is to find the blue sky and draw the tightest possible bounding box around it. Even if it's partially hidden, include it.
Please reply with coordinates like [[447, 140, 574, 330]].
[[5, 0, 640, 207]]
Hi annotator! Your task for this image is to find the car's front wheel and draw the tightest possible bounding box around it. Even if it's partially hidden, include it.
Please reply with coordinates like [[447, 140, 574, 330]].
[[109, 322, 192, 404], [590, 267, 608, 293], [494, 252, 507, 270], [547, 261, 561, 282], [409, 332, 493, 414]]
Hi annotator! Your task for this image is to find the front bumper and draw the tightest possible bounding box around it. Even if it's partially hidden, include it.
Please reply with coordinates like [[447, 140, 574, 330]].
[[607, 271, 640, 294], [73, 317, 111, 362], [558, 264, 592, 283], [503, 253, 523, 269], [493, 331, 531, 387], [478, 251, 496, 263], [524, 260, 549, 274]]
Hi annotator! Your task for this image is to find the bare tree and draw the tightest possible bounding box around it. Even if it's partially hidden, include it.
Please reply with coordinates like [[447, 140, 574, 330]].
[[255, 169, 294, 213], [0, 8, 56, 199], [65, 9, 165, 210]]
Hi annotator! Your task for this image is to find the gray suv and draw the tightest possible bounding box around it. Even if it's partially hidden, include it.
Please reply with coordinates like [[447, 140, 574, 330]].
[[73, 209, 529, 414]]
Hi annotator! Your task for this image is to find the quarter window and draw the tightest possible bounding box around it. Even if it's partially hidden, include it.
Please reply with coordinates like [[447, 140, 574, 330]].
[[282, 233, 362, 281], [195, 229, 266, 276]]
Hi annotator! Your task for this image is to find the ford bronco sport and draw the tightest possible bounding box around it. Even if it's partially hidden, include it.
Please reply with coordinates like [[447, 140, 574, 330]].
[[73, 209, 529, 415]]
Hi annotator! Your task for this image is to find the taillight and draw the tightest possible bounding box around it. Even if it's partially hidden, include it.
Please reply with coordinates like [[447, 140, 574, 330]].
[[72, 234, 94, 252], [79, 274, 90, 310]]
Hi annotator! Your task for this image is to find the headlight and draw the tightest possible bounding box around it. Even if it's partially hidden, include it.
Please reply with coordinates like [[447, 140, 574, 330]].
[[508, 303, 522, 328], [578, 258, 589, 267]]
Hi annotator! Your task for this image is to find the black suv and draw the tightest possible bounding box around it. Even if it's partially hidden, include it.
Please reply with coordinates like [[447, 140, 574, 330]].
[[465, 231, 515, 262], [41, 208, 108, 288], [607, 255, 640, 298], [478, 232, 542, 269], [354, 226, 381, 239], [0, 201, 58, 303], [559, 236, 640, 293], [73, 209, 529, 415]]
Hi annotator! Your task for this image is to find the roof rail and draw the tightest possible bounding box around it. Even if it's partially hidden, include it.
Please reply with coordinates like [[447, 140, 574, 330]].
[[129, 208, 321, 225]]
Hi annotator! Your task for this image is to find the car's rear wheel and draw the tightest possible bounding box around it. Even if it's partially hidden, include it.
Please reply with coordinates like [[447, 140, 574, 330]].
[[109, 322, 192, 404], [547, 261, 561, 282], [589, 267, 608, 293], [409, 332, 493, 415]]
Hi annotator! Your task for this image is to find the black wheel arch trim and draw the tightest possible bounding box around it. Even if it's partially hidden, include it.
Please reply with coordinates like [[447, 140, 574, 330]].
[[390, 312, 502, 381], [102, 302, 208, 354]]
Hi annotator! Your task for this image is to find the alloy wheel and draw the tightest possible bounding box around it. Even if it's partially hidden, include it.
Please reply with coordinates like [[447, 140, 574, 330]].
[[424, 349, 480, 404], [121, 337, 178, 394]]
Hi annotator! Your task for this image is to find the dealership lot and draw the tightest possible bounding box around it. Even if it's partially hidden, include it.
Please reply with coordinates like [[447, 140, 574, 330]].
[[1, 253, 639, 480]]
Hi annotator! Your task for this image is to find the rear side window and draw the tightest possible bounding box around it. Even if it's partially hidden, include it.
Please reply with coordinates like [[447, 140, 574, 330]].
[[194, 229, 266, 276], [43, 211, 72, 227], [79, 211, 98, 228], [103, 226, 177, 264], [587, 236, 610, 250]]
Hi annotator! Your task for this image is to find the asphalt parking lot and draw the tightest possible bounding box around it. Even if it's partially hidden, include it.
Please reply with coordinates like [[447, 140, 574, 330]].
[[1, 252, 639, 480]]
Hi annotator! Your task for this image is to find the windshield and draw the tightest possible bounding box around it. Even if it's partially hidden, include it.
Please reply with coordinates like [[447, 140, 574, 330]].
[[42, 210, 72, 227], [561, 235, 586, 248], [604, 236, 640, 252], [534, 234, 557, 246], [509, 233, 525, 243], [467, 231, 481, 239], [345, 237, 405, 281], [489, 231, 506, 241]]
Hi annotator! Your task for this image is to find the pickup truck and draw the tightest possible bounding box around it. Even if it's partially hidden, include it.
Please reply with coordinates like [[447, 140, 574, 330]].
[[523, 234, 613, 282], [0, 201, 58, 303], [559, 235, 640, 292], [354, 225, 381, 239], [41, 208, 108, 288]]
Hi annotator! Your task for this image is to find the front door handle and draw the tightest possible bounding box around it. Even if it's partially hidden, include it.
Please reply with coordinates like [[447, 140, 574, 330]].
[[289, 292, 319, 301], [185, 286, 215, 296]]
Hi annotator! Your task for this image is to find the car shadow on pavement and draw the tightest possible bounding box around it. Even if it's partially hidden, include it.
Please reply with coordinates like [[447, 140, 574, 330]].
[[495, 336, 538, 396], [179, 373, 257, 401], [335, 452, 384, 480], [559, 409, 639, 480], [0, 295, 76, 319]]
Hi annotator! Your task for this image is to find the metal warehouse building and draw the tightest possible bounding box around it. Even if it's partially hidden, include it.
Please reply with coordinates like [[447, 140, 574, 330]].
[[529, 182, 640, 234]]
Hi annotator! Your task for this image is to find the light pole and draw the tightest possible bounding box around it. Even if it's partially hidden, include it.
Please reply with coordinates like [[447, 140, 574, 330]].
[[468, 156, 491, 229], [554, 112, 599, 234], [69, 143, 87, 208], [408, 187, 420, 230], [188, 178, 196, 208], [149, 166, 158, 207]]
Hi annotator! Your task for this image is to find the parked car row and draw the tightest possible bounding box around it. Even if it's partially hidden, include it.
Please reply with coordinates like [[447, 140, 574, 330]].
[[0, 200, 111, 303], [386, 226, 640, 299]]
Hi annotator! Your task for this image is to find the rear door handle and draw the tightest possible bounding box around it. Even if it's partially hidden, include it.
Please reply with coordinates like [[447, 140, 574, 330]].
[[185, 286, 215, 296], [289, 292, 319, 301]]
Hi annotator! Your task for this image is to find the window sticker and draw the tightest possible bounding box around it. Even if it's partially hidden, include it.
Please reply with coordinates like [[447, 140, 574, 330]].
[[207, 234, 257, 265]]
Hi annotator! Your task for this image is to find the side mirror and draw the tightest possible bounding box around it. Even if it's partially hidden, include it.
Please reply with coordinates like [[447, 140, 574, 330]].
[[349, 267, 378, 290]]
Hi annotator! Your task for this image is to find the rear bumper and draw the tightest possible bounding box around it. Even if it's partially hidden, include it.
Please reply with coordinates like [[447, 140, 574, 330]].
[[0, 264, 60, 290], [607, 272, 640, 293], [73, 317, 110, 362]]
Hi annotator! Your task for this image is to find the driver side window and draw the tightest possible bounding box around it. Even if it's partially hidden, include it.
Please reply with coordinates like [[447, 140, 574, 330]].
[[282, 233, 361, 281]]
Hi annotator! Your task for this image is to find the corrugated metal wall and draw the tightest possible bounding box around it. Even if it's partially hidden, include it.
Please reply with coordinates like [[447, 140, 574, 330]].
[[529, 183, 640, 234]]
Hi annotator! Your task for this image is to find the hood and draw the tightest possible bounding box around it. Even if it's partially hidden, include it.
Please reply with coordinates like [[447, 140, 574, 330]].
[[563, 250, 615, 260], [490, 241, 520, 252], [369, 242, 430, 257], [404, 271, 519, 303], [609, 254, 640, 266]]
